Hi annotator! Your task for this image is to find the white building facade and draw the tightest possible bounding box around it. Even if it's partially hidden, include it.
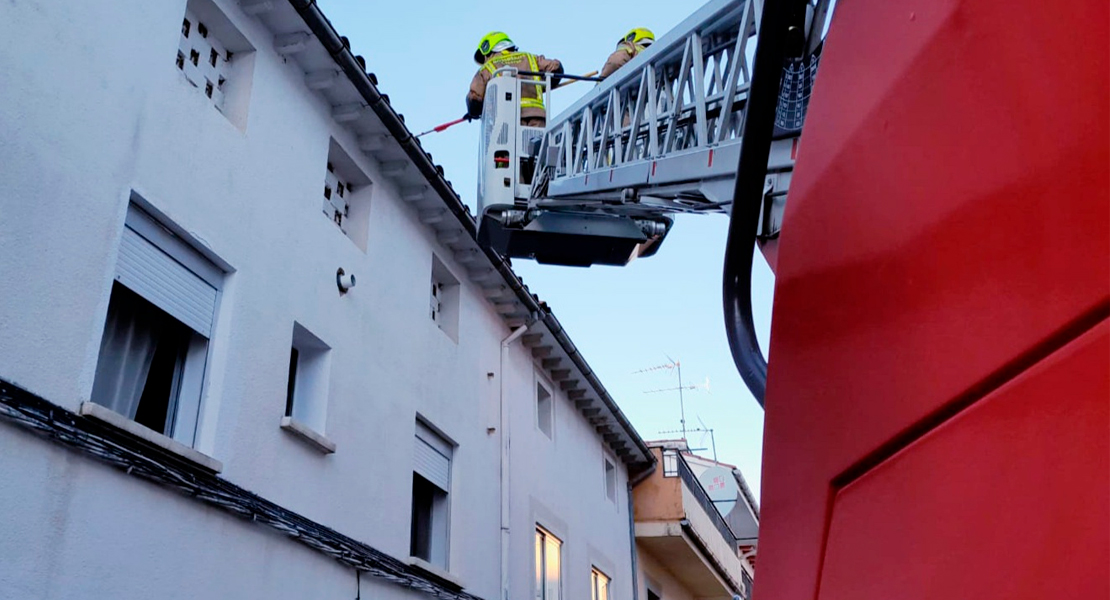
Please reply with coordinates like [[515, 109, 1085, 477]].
[[0, 1, 654, 599]]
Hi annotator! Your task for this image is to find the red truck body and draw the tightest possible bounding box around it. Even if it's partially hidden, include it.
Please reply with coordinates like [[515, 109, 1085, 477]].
[[756, 0, 1109, 598]]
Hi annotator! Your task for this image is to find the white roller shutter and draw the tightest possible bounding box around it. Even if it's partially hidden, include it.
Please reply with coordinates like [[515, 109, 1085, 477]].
[[414, 421, 452, 491], [114, 207, 219, 337]]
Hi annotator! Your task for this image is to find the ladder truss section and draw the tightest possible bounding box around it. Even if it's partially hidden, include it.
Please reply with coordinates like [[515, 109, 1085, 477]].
[[532, 0, 765, 215]]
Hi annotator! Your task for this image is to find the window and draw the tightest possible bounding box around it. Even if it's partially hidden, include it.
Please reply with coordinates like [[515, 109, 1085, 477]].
[[323, 139, 373, 250], [412, 420, 453, 568], [662, 449, 679, 477], [175, 0, 255, 129], [590, 568, 611, 600], [535, 526, 562, 600], [604, 457, 617, 502], [282, 323, 331, 435], [536, 381, 553, 438], [91, 204, 222, 447], [430, 255, 460, 341]]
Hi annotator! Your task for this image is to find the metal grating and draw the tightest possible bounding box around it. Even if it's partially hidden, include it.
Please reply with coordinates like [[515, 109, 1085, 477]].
[[430, 282, 441, 322], [177, 10, 233, 110], [773, 46, 822, 137], [323, 162, 351, 232]]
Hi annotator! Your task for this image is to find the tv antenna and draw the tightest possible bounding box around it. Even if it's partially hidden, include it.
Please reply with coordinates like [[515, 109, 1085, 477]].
[[660, 415, 718, 461], [638, 357, 708, 440]]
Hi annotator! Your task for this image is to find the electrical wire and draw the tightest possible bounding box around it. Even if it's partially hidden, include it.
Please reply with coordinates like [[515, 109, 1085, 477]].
[[0, 380, 482, 600]]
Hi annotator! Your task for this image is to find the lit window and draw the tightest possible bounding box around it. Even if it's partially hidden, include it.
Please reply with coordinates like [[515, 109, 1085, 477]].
[[412, 420, 453, 568], [91, 204, 223, 447], [535, 526, 562, 600], [590, 568, 611, 600], [537, 381, 553, 438]]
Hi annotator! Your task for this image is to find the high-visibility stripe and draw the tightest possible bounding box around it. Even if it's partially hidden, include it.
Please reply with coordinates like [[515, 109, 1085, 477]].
[[483, 51, 545, 110]]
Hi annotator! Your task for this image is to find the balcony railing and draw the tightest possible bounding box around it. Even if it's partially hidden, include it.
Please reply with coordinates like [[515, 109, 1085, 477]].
[[665, 449, 739, 550]]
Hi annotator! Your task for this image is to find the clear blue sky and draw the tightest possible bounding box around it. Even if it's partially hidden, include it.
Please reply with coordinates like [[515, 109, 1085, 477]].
[[315, 0, 776, 497]]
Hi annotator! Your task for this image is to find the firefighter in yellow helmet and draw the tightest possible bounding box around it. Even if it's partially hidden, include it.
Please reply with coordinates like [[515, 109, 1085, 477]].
[[466, 32, 563, 127], [600, 28, 654, 79]]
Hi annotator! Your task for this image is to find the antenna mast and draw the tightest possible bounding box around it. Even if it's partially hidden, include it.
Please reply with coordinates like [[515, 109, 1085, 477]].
[[638, 358, 692, 440]]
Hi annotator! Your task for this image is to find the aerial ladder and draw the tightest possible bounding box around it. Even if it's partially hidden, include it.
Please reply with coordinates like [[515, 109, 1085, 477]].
[[475, 0, 826, 270], [475, 0, 826, 400], [477, 1, 1109, 599]]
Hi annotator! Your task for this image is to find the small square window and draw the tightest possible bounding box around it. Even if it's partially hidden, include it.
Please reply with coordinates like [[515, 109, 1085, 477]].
[[537, 381, 553, 439], [430, 255, 460, 341], [283, 322, 331, 434], [323, 139, 373, 250], [175, 0, 256, 129]]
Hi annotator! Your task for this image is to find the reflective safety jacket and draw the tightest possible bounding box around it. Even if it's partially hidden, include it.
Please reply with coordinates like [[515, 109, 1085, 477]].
[[600, 41, 644, 79], [467, 50, 563, 121]]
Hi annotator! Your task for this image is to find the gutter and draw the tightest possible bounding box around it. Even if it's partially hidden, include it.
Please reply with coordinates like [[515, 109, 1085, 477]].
[[286, 0, 655, 471]]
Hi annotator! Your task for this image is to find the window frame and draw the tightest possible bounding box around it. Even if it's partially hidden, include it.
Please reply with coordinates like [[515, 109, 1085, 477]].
[[411, 418, 455, 569], [603, 455, 617, 503], [429, 255, 460, 341], [323, 138, 373, 250], [175, 0, 257, 130], [535, 525, 563, 600], [91, 203, 223, 448], [590, 567, 611, 600], [283, 323, 332, 431], [536, 378, 554, 439]]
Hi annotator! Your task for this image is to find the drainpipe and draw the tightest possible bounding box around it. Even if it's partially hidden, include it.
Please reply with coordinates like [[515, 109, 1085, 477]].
[[627, 462, 655, 600], [499, 323, 530, 600]]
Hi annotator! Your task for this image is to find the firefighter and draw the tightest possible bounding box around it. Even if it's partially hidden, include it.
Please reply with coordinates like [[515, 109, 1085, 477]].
[[599, 28, 654, 79], [466, 32, 563, 127]]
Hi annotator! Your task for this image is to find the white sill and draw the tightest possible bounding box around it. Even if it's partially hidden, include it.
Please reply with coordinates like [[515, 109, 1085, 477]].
[[79, 402, 223, 473], [280, 416, 336, 454], [406, 556, 464, 589]]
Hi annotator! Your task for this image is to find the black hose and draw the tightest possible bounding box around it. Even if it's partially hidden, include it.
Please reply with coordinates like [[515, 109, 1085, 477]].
[[722, 0, 801, 408]]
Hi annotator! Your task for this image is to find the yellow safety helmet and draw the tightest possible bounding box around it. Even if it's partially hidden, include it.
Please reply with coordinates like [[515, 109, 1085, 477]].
[[621, 28, 655, 47], [474, 31, 514, 65]]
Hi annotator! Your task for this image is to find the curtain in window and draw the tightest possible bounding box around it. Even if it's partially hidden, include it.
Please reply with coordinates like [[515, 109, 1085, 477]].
[[91, 288, 160, 419]]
